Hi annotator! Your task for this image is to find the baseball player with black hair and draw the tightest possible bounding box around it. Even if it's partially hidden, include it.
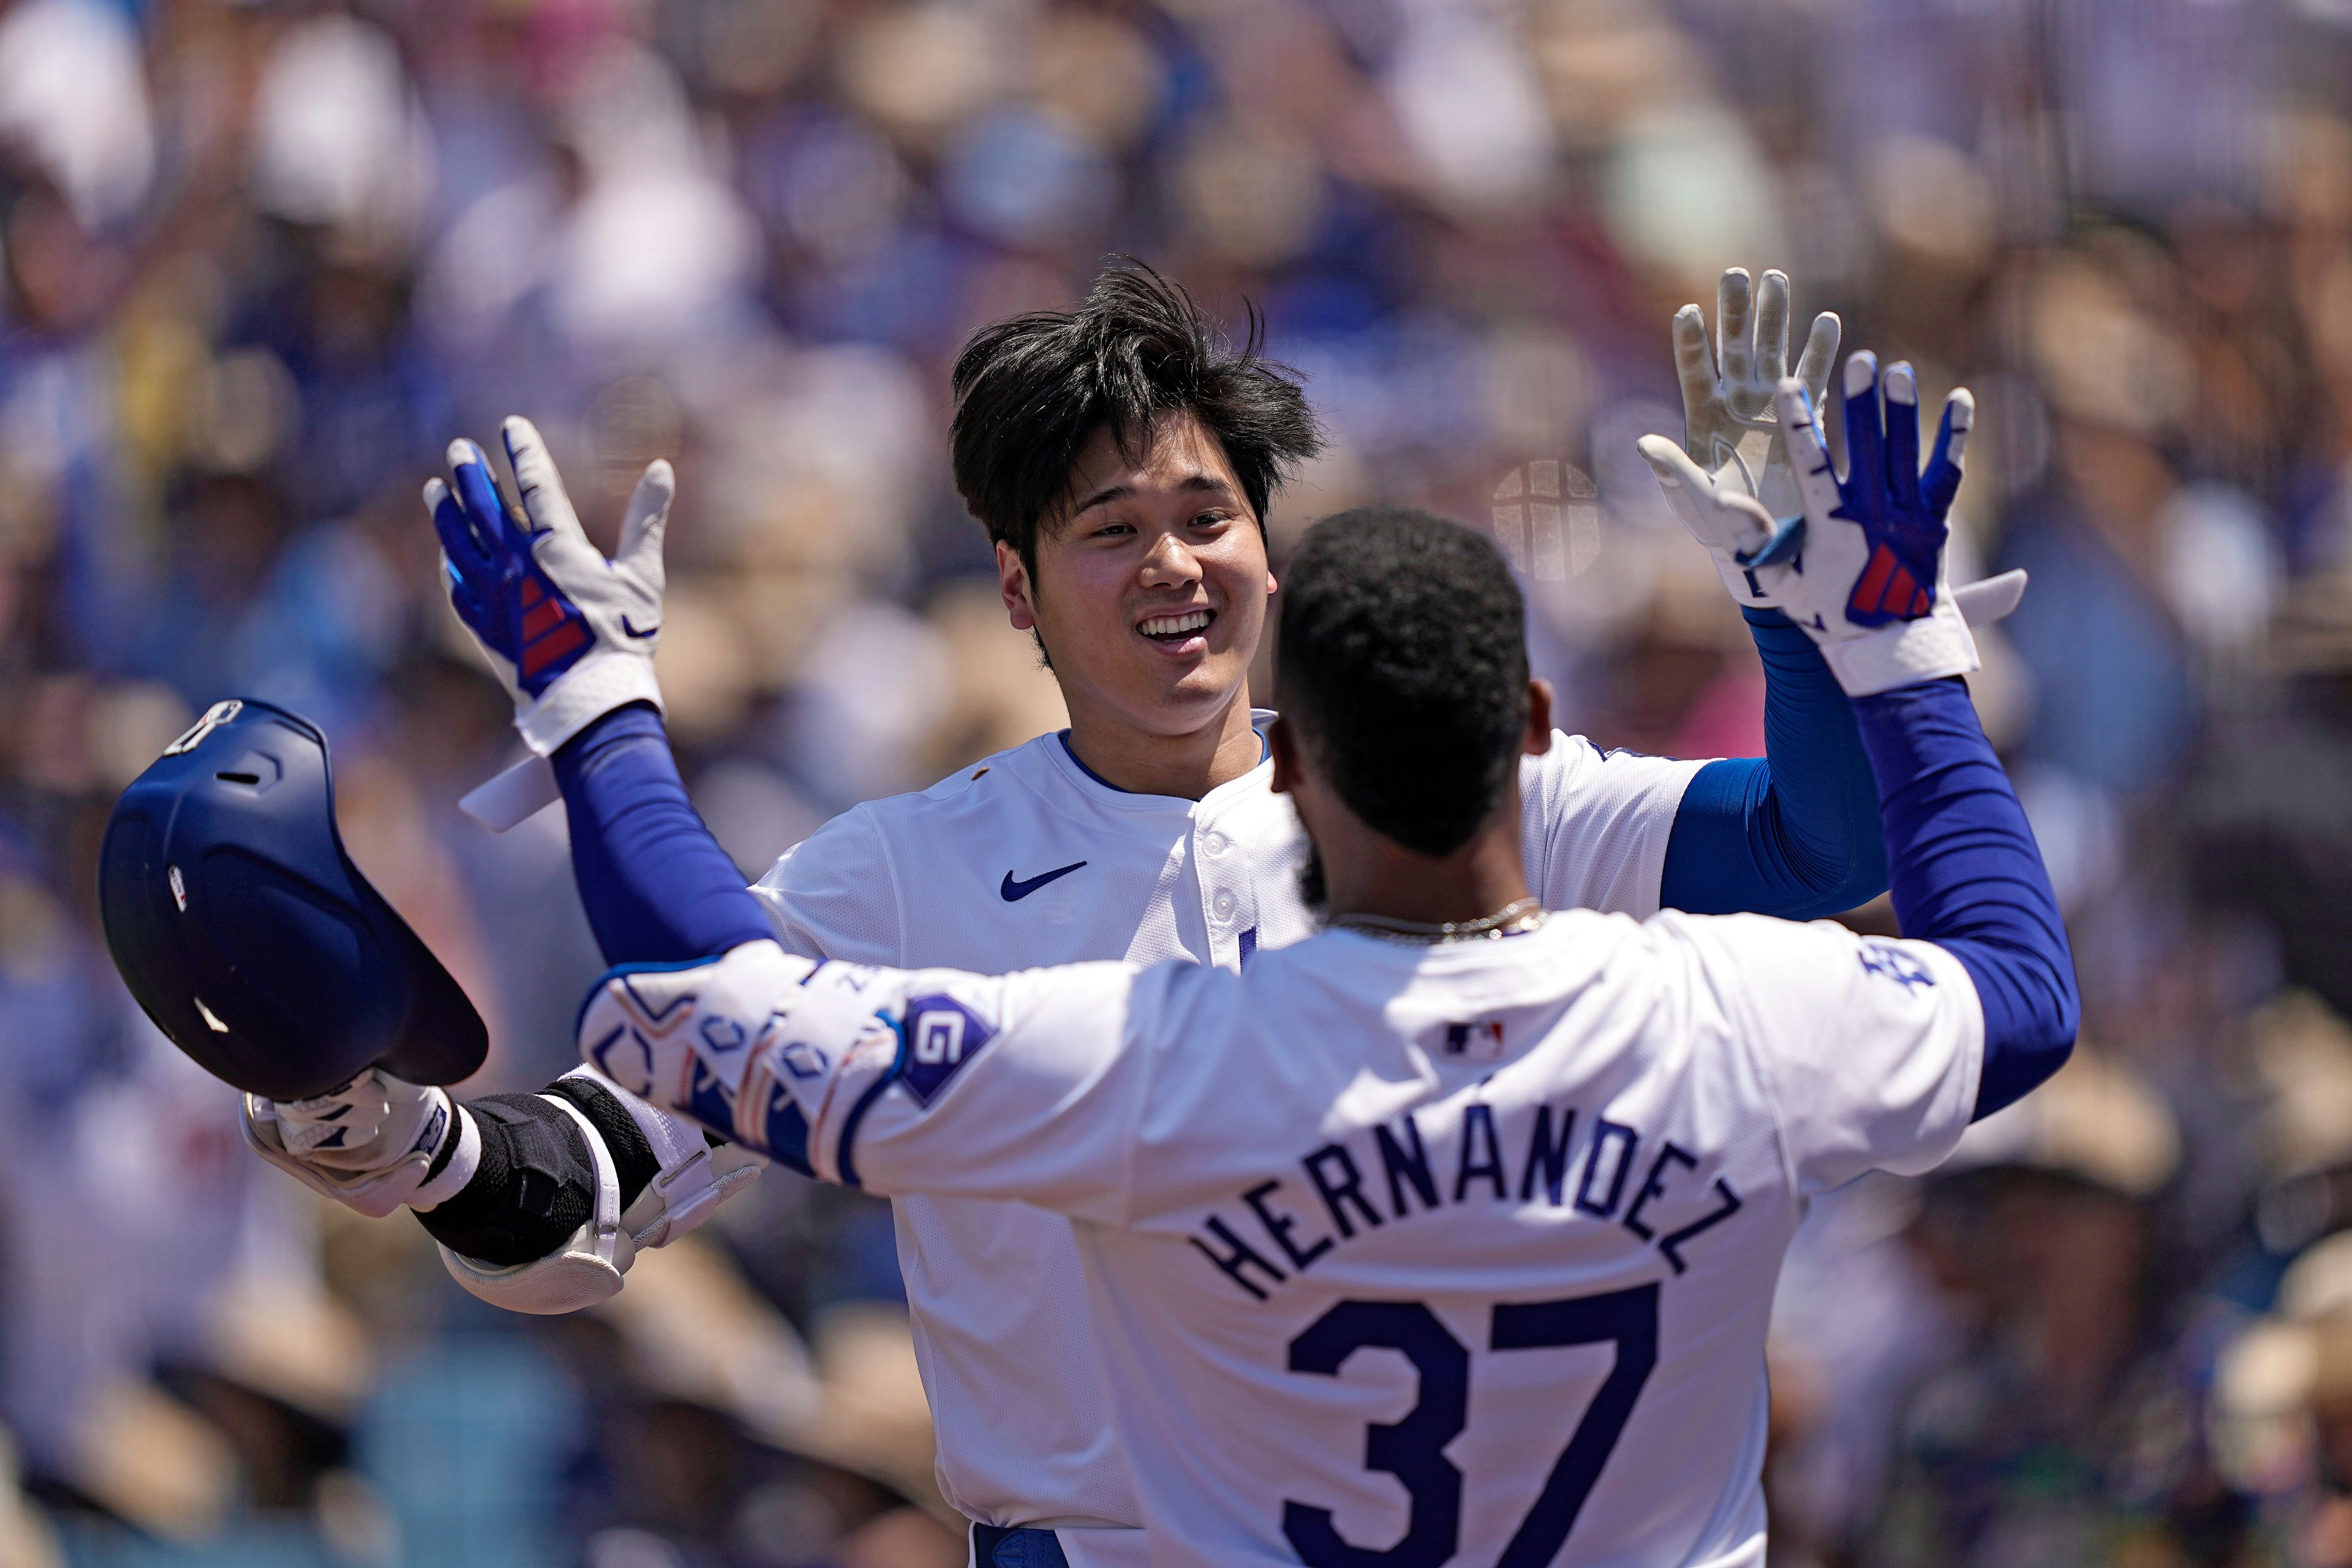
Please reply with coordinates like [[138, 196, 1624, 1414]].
[[239, 267, 2029, 1564]]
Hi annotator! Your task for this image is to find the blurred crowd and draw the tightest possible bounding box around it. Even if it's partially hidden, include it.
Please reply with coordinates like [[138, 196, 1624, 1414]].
[[6, 0, 2352, 1563]]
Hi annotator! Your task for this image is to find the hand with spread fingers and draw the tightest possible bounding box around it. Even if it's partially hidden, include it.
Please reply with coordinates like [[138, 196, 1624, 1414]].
[[427, 417, 673, 756], [1642, 353, 1985, 698], [1649, 267, 1839, 608], [1767, 353, 1983, 694], [1640, 271, 2027, 632]]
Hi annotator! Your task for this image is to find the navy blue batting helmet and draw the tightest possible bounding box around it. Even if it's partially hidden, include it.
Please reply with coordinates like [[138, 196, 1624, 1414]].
[[98, 699, 489, 1101]]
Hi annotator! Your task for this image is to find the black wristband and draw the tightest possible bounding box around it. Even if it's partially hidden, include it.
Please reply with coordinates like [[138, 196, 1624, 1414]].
[[414, 1094, 597, 1267]]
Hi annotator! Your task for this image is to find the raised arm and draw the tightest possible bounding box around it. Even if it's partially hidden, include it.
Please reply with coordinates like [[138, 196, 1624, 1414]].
[[426, 418, 773, 963], [242, 425, 792, 1316], [1660, 610, 1885, 919], [575, 944, 1155, 1219], [1642, 268, 2024, 924], [1682, 353, 2076, 1118], [1851, 680, 2074, 1116]]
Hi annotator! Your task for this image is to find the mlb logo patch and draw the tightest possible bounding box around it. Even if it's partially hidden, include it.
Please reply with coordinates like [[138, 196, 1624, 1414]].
[[1443, 1020, 1507, 1061], [899, 995, 994, 1107]]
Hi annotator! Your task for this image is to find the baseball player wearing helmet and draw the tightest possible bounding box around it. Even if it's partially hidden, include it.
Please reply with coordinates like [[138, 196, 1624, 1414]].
[[247, 269, 2024, 1565]]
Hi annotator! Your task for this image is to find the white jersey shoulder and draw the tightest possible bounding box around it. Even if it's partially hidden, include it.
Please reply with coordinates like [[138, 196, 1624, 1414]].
[[812, 910, 1983, 1566], [1519, 736, 1706, 919]]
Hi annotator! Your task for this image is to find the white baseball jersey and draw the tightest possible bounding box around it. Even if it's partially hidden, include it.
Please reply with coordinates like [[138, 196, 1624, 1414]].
[[685, 907, 1982, 1566], [747, 715, 1704, 1560]]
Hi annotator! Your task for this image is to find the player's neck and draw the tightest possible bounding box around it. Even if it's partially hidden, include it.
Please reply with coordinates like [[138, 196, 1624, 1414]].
[[1060, 687, 1265, 801], [1321, 801, 1536, 930]]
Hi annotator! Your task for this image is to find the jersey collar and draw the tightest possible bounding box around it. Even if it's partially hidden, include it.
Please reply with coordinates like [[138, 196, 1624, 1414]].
[[1047, 710, 1275, 807]]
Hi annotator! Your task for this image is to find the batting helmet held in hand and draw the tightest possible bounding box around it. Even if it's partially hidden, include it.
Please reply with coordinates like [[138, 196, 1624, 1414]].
[[97, 699, 488, 1100]]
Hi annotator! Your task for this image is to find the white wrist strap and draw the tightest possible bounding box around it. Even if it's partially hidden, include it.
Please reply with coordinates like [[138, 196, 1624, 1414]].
[[538, 1093, 622, 1273], [409, 1107, 483, 1212]]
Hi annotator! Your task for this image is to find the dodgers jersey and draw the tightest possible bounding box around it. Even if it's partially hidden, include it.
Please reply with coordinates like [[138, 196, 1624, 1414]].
[[747, 715, 1703, 1557], [705, 907, 1983, 1566]]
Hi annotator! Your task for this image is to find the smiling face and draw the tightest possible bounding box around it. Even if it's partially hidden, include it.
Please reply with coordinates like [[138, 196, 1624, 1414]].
[[998, 412, 1277, 743]]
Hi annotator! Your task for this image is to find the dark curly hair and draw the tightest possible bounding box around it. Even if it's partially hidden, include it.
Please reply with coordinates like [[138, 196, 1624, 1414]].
[[949, 260, 1322, 572], [1276, 508, 1529, 857]]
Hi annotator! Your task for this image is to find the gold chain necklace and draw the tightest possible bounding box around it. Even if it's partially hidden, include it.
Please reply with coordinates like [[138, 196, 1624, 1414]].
[[1330, 897, 1546, 945]]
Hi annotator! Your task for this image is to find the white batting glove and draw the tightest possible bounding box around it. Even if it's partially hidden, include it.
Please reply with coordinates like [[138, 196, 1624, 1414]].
[[1657, 267, 1840, 608], [242, 1070, 480, 1219], [426, 417, 673, 756]]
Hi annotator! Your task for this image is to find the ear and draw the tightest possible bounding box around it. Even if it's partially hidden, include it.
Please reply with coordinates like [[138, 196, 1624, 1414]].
[[1524, 679, 1554, 756], [997, 540, 1037, 633], [1267, 715, 1300, 796]]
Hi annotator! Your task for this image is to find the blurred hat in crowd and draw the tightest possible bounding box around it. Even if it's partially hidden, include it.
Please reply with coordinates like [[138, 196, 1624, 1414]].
[[1866, 135, 1997, 281], [2242, 993, 2352, 1255], [2211, 1054, 2352, 1501], [64, 1379, 237, 1542], [836, 3, 1015, 152], [0, 0, 153, 228], [1943, 1046, 2181, 1199], [201, 1272, 377, 1427], [2214, 1232, 2352, 1492], [2248, 991, 2352, 1178], [596, 1235, 948, 1518], [248, 12, 435, 256]]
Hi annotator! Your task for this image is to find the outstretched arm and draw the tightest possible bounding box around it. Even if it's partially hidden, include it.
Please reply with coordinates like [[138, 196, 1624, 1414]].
[[578, 946, 1153, 1219], [1659, 609, 1886, 919], [1645, 268, 2019, 923], [1711, 355, 2076, 1119], [554, 703, 774, 962]]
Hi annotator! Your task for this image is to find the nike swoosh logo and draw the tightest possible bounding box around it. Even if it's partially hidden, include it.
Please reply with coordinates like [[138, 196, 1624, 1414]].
[[1001, 861, 1088, 902], [621, 616, 660, 639]]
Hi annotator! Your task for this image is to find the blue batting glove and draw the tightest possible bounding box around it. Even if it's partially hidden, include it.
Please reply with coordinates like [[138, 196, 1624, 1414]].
[[1741, 355, 1986, 696], [424, 417, 672, 755]]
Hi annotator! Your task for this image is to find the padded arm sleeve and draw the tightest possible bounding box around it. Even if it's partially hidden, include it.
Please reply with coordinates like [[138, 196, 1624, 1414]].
[[1660, 606, 1888, 919], [418, 1069, 765, 1312], [416, 1076, 657, 1264], [552, 703, 775, 965], [1850, 679, 2078, 1118]]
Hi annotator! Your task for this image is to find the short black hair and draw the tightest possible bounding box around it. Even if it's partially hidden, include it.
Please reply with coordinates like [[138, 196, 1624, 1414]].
[[1276, 507, 1529, 857], [949, 260, 1322, 569]]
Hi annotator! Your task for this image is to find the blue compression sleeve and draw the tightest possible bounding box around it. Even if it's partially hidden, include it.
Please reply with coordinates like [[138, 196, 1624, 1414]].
[[551, 704, 774, 965], [1659, 607, 1888, 919], [1850, 679, 2078, 1120]]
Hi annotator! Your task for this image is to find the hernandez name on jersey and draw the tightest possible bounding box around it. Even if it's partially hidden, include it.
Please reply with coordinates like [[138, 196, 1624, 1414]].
[[729, 714, 1702, 1559], [582, 903, 1983, 1567]]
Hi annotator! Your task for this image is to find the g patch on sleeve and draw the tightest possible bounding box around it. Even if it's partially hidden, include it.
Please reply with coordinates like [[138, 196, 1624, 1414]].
[[898, 995, 995, 1107]]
